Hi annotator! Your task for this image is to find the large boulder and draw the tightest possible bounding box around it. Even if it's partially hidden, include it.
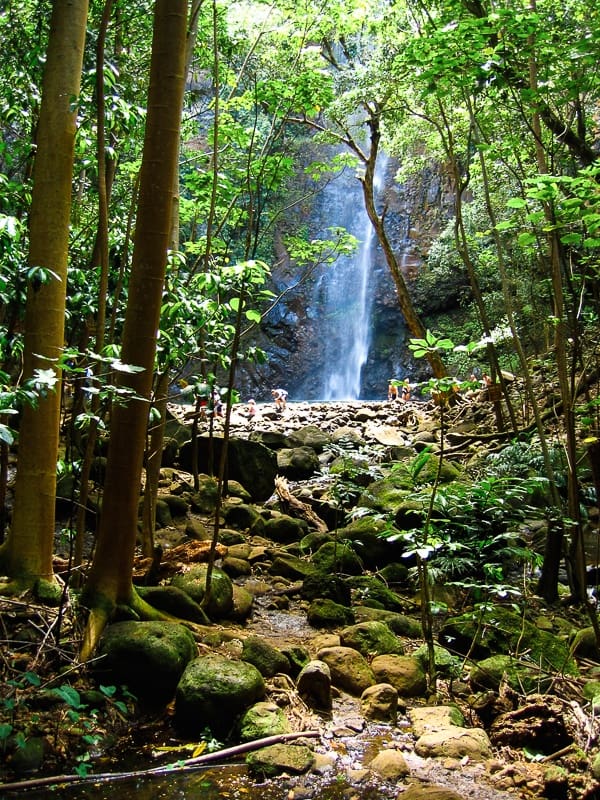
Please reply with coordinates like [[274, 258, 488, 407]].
[[371, 654, 427, 698], [301, 570, 352, 606], [335, 516, 406, 568], [246, 743, 315, 777], [340, 621, 404, 657], [296, 660, 332, 710], [97, 621, 197, 701], [414, 727, 492, 761], [360, 683, 398, 722], [311, 541, 364, 575], [307, 599, 355, 629], [238, 701, 290, 741], [316, 646, 375, 695], [288, 425, 331, 451], [438, 606, 578, 676], [277, 446, 321, 480], [241, 635, 291, 678], [175, 654, 265, 737], [263, 514, 308, 543], [171, 563, 233, 620], [179, 437, 277, 501]]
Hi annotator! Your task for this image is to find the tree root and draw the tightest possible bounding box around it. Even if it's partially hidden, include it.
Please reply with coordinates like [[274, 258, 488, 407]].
[[0, 730, 321, 792], [79, 586, 211, 661]]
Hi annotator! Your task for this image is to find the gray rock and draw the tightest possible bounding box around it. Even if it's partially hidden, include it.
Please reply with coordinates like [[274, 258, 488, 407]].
[[277, 446, 321, 479], [179, 436, 277, 501], [288, 425, 331, 451], [296, 659, 332, 710]]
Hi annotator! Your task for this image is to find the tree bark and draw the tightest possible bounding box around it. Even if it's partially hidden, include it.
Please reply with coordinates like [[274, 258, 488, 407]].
[[81, 0, 187, 653], [0, 0, 89, 589]]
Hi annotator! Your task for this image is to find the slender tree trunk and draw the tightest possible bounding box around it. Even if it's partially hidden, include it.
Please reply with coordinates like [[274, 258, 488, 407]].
[[81, 0, 187, 655], [362, 114, 446, 379], [0, 0, 89, 590]]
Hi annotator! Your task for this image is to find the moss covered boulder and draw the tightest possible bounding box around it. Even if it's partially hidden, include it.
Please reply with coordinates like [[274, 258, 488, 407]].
[[311, 541, 363, 575], [246, 743, 314, 777], [340, 621, 404, 657], [241, 635, 291, 677], [371, 654, 427, 698], [439, 605, 578, 676], [335, 516, 406, 568], [171, 563, 233, 620], [470, 654, 555, 694], [317, 645, 376, 695], [175, 654, 265, 737], [307, 598, 355, 629], [238, 701, 291, 741], [97, 620, 197, 701], [348, 576, 406, 613]]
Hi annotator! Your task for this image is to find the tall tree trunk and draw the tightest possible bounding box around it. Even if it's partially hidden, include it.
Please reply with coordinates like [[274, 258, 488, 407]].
[[362, 113, 446, 379], [81, 0, 187, 656], [0, 0, 89, 592]]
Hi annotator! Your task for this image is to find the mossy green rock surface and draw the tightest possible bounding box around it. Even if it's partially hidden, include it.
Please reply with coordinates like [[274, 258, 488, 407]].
[[171, 563, 233, 619], [238, 701, 291, 741], [439, 605, 578, 676], [340, 620, 404, 657], [175, 654, 265, 736], [97, 620, 197, 700], [246, 743, 314, 776]]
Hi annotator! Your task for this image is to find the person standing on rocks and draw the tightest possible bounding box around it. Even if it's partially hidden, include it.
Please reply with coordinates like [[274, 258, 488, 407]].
[[271, 388, 288, 412]]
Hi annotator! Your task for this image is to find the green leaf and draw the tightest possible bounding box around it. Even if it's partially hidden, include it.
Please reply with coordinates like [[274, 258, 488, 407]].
[[517, 232, 537, 247], [52, 684, 84, 709], [0, 723, 13, 741], [506, 197, 526, 208], [0, 424, 14, 445]]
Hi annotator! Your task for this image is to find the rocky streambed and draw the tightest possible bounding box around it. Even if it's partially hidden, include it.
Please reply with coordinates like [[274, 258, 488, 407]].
[[4, 395, 600, 800]]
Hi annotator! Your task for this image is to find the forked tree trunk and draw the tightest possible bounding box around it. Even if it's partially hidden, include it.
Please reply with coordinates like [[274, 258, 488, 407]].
[[0, 0, 89, 591], [81, 0, 187, 657]]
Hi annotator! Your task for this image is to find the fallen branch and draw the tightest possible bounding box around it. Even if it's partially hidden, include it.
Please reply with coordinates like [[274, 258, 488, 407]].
[[0, 730, 321, 793], [275, 476, 329, 533]]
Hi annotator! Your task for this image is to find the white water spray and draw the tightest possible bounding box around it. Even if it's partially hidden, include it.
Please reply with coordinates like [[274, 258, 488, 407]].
[[321, 156, 387, 400]]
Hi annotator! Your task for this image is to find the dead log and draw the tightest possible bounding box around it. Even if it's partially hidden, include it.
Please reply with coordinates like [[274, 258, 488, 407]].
[[274, 476, 329, 533]]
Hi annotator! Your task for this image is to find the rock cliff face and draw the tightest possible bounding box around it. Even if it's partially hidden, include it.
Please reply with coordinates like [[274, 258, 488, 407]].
[[237, 157, 457, 403]]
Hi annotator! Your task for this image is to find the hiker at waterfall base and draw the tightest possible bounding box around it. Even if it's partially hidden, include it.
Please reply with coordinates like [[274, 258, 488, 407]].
[[271, 388, 288, 411], [401, 380, 411, 402], [388, 381, 399, 401], [245, 398, 257, 419]]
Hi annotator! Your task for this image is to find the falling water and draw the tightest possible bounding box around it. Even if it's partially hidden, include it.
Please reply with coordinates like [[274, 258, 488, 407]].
[[321, 156, 387, 400]]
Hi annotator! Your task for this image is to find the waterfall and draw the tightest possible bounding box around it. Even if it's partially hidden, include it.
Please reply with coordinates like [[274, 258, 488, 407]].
[[320, 156, 387, 400]]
